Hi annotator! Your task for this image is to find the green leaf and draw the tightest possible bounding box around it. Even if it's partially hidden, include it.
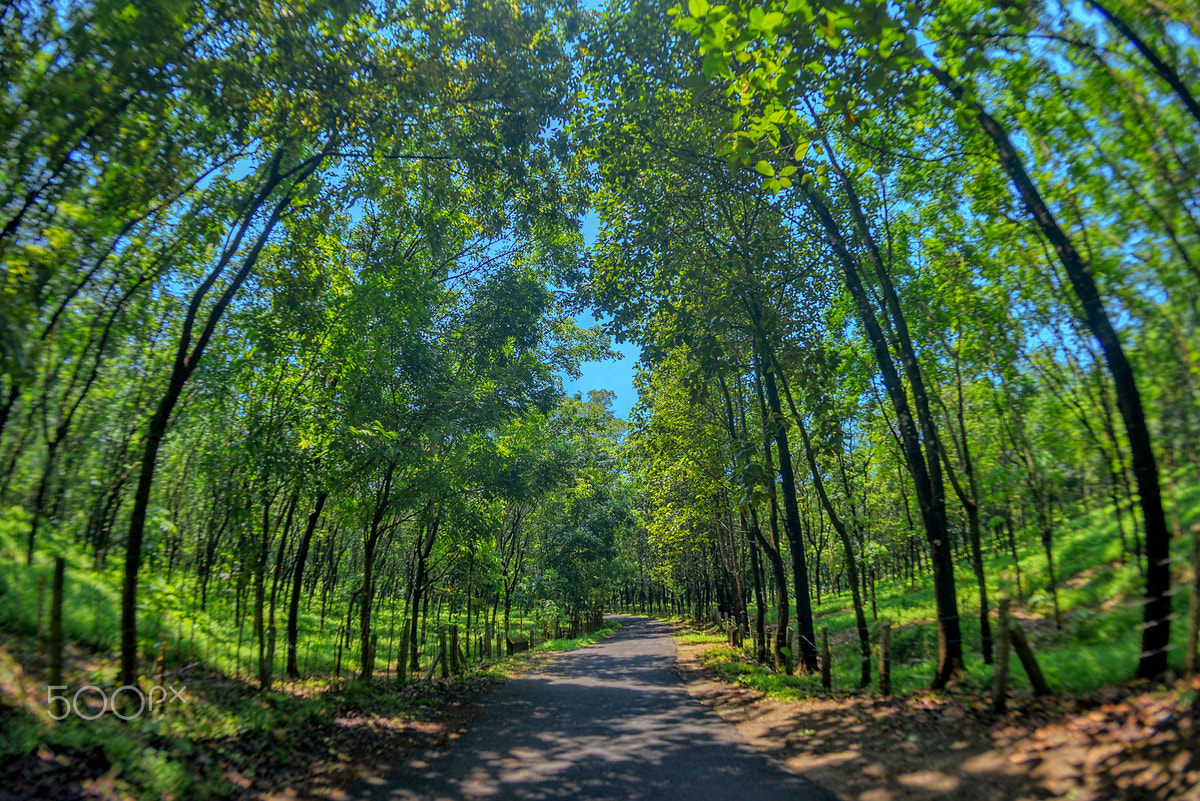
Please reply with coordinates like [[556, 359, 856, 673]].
[[754, 160, 775, 177], [702, 50, 728, 79], [688, 0, 710, 17], [784, 0, 812, 22]]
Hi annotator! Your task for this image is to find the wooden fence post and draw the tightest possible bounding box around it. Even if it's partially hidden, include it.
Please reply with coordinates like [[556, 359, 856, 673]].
[[993, 600, 1011, 713], [396, 621, 408, 685], [879, 621, 892, 696], [154, 639, 167, 714], [334, 631, 343, 681], [49, 558, 65, 716], [156, 639, 167, 684], [449, 625, 460, 675], [36, 572, 46, 654], [821, 626, 831, 690], [1009, 620, 1052, 696], [438, 626, 449, 679], [1187, 523, 1199, 676]]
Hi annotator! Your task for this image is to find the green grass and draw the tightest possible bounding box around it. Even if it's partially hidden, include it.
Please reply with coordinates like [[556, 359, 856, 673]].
[[699, 642, 821, 700], [674, 471, 1199, 700], [0, 505, 591, 800], [0, 504, 550, 684], [0, 654, 493, 800], [535, 620, 622, 651]]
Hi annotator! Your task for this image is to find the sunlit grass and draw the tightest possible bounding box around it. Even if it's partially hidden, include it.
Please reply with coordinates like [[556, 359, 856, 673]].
[[0, 505, 557, 686], [0, 504, 607, 800], [670, 472, 1198, 699], [536, 620, 621, 651]]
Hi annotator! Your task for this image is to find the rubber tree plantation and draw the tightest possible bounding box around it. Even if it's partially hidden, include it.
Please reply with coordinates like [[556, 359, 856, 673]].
[[2, 0, 1198, 798]]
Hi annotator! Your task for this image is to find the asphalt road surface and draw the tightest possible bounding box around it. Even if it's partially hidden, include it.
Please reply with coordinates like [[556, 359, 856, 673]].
[[349, 615, 838, 801]]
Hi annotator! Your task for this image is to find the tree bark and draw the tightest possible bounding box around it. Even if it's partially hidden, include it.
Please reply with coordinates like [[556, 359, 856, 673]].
[[795, 176, 964, 687], [761, 365, 818, 672], [360, 460, 397, 679], [1089, 0, 1200, 128], [287, 490, 327, 678], [794, 413, 871, 687], [409, 505, 440, 673]]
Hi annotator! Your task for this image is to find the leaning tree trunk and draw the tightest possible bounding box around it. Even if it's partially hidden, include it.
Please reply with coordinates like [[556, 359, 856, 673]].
[[795, 414, 871, 688], [287, 490, 327, 677], [814, 128, 966, 686], [1089, 0, 1200, 129], [794, 175, 964, 687], [929, 63, 1173, 677], [761, 365, 818, 672], [118, 149, 317, 687], [939, 430, 993, 662]]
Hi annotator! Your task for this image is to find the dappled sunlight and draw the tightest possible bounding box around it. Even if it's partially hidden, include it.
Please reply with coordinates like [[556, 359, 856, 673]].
[[345, 618, 836, 801], [896, 770, 960, 792], [6, 2, 1200, 801], [677, 632, 1200, 801]]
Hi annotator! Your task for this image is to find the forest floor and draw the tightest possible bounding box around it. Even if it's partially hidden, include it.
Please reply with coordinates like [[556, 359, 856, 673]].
[[0, 634, 591, 801], [674, 629, 1200, 800]]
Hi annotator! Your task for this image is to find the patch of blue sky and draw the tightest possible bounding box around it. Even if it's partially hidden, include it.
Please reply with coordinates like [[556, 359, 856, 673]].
[[559, 208, 641, 420]]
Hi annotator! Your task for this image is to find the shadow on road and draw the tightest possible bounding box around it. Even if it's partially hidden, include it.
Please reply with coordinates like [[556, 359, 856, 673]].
[[348, 616, 838, 801]]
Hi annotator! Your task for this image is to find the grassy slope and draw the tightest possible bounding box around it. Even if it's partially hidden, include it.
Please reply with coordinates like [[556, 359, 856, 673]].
[[0, 508, 621, 800], [688, 476, 1199, 698]]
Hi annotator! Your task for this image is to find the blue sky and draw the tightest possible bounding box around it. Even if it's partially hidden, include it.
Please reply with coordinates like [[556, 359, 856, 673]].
[[556, 0, 640, 419], [560, 212, 641, 420]]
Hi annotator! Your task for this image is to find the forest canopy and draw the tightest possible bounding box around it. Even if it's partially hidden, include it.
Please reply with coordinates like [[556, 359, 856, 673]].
[[1, 0, 1198, 727]]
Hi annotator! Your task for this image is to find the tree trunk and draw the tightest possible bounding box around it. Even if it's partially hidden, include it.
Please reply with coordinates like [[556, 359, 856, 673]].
[[117, 150, 317, 687], [287, 490, 327, 678], [1089, 0, 1200, 128], [360, 462, 397, 679], [761, 367, 818, 672], [409, 506, 440, 673], [120, 386, 181, 686], [796, 176, 963, 687], [795, 413, 871, 688], [749, 528, 767, 663]]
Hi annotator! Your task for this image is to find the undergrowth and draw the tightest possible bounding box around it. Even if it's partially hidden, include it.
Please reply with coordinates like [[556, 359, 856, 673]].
[[661, 478, 1199, 699]]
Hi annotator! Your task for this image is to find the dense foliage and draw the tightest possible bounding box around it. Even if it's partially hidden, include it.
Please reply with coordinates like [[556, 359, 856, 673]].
[[0, 0, 637, 695], [582, 0, 1198, 686], [2, 0, 1198, 748]]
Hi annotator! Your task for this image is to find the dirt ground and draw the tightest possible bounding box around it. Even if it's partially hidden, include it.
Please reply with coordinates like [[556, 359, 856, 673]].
[[0, 643, 563, 801], [673, 637, 1200, 801]]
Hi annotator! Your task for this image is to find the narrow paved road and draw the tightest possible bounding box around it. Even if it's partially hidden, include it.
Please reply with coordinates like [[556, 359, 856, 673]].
[[349, 616, 837, 801]]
